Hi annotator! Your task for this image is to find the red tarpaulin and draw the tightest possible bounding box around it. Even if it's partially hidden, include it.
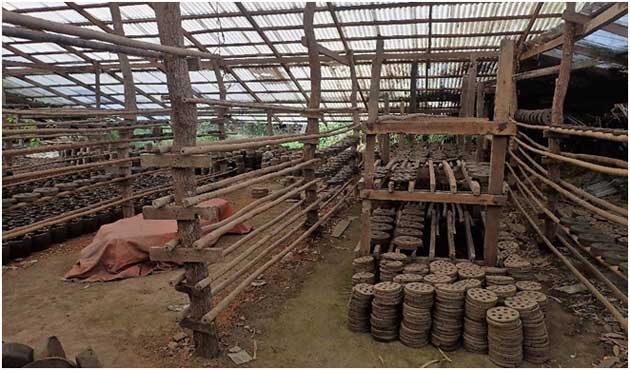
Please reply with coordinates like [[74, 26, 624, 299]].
[[64, 198, 251, 282]]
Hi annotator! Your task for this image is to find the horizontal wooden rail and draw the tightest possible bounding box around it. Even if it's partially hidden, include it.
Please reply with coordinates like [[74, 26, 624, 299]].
[[369, 116, 515, 136], [514, 119, 628, 142]]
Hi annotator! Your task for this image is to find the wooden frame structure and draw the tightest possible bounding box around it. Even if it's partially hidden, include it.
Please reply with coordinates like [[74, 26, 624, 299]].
[[358, 39, 516, 267]]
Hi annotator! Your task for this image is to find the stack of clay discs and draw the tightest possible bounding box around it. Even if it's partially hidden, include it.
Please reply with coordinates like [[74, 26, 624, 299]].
[[455, 261, 477, 270], [370, 230, 390, 246], [392, 235, 423, 252], [371, 222, 393, 232], [394, 228, 423, 238], [515, 280, 543, 292], [516, 290, 549, 314], [372, 215, 394, 225], [423, 273, 455, 286], [453, 279, 482, 291], [398, 220, 424, 230], [403, 263, 429, 275], [400, 282, 434, 348], [250, 187, 270, 198], [463, 288, 498, 353], [484, 266, 508, 276], [352, 256, 375, 274], [381, 252, 408, 264], [458, 266, 485, 283], [487, 284, 517, 304], [486, 306, 523, 367], [429, 260, 458, 280], [504, 297, 550, 364], [347, 283, 374, 332], [352, 272, 376, 286], [370, 282, 403, 341], [431, 283, 466, 351], [380, 260, 404, 282], [393, 273, 423, 285], [486, 275, 515, 286], [503, 255, 534, 280], [373, 208, 396, 217]]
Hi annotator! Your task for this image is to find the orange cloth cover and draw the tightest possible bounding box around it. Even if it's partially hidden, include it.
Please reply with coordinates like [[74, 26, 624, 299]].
[[64, 198, 251, 282]]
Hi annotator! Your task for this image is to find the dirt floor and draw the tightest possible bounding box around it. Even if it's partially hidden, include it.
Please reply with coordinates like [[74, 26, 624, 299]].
[[2, 185, 625, 367]]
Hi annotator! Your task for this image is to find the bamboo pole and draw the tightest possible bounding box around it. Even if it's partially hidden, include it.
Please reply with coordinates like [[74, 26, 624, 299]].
[[182, 160, 318, 207], [201, 186, 353, 324], [513, 120, 628, 142], [515, 137, 627, 176], [2, 157, 133, 184], [193, 179, 319, 249]]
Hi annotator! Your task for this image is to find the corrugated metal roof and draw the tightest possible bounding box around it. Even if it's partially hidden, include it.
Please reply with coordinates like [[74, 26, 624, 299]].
[[2, 2, 626, 117]]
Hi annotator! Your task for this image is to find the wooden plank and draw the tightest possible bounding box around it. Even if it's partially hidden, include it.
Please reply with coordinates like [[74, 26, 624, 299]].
[[359, 200, 372, 256], [428, 160, 436, 192], [142, 205, 219, 221], [368, 117, 515, 136], [367, 37, 385, 128], [446, 209, 455, 259], [149, 246, 223, 263], [459, 160, 481, 195], [429, 208, 437, 258], [361, 190, 506, 206], [441, 160, 457, 193], [140, 153, 212, 168], [464, 210, 476, 261], [331, 217, 354, 238]]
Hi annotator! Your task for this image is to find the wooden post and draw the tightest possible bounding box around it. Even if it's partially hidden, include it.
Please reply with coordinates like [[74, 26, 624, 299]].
[[545, 4, 576, 240], [94, 61, 101, 109], [154, 3, 219, 358], [379, 94, 390, 164], [483, 39, 514, 266], [476, 81, 487, 161], [303, 3, 320, 228], [359, 36, 384, 256], [460, 58, 477, 149], [408, 61, 418, 145], [212, 61, 227, 140], [110, 3, 135, 218], [266, 110, 274, 136]]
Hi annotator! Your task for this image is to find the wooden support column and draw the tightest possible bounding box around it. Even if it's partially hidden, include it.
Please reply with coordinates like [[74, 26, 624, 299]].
[[359, 36, 384, 256], [544, 5, 576, 240], [483, 39, 514, 267], [94, 61, 101, 109], [110, 3, 135, 218], [476, 81, 487, 161], [266, 110, 274, 136], [379, 94, 390, 164], [348, 50, 360, 143], [408, 61, 418, 146], [460, 58, 477, 149], [154, 3, 219, 358], [212, 61, 227, 140], [303, 3, 320, 228]]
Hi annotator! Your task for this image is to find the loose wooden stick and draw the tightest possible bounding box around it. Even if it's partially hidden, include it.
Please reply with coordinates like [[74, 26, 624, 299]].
[[428, 160, 436, 192], [508, 186, 628, 334], [446, 209, 455, 259], [201, 188, 352, 323], [458, 160, 481, 195], [182, 160, 318, 208], [513, 119, 628, 142], [193, 179, 319, 249]]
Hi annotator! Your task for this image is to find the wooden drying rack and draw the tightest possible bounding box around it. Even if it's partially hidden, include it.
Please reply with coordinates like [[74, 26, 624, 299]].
[[358, 39, 517, 267]]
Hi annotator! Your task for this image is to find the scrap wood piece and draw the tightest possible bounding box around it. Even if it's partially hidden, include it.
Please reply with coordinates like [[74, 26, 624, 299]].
[[459, 160, 481, 195], [446, 209, 456, 259], [428, 160, 436, 192], [331, 217, 353, 238], [464, 209, 476, 261], [442, 160, 457, 193], [429, 208, 437, 258]]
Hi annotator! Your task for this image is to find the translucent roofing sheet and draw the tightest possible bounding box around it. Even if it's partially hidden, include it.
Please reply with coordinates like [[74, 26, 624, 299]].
[[2, 2, 626, 111]]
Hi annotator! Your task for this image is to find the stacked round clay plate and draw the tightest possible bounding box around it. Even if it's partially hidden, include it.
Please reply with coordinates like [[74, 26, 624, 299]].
[[403, 263, 429, 275], [423, 273, 455, 286], [429, 260, 458, 280], [393, 273, 423, 285], [516, 290, 549, 314], [515, 280, 542, 292], [348, 283, 374, 332], [486, 306, 524, 367], [505, 296, 550, 364], [464, 288, 498, 354], [370, 282, 403, 342], [487, 284, 517, 304], [380, 260, 404, 282], [458, 266, 486, 283], [400, 282, 434, 348], [352, 271, 376, 286], [380, 252, 408, 264], [486, 275, 515, 286], [250, 187, 270, 198], [503, 254, 534, 280], [453, 278, 482, 292], [352, 256, 375, 274], [431, 283, 466, 351]]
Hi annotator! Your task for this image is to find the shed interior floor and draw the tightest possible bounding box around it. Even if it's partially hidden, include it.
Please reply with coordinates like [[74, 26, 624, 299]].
[[2, 191, 614, 367]]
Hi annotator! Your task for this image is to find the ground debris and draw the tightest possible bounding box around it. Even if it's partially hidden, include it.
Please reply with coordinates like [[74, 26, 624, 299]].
[[554, 283, 588, 295], [227, 348, 253, 365]]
